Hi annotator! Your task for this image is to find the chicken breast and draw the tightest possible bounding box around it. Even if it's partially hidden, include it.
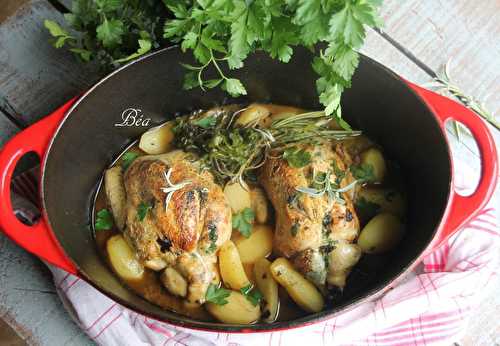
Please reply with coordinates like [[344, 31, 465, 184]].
[[259, 141, 361, 292], [123, 151, 231, 304]]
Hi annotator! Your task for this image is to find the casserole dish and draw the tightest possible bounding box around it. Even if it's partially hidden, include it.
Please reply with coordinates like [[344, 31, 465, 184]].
[[0, 47, 497, 332]]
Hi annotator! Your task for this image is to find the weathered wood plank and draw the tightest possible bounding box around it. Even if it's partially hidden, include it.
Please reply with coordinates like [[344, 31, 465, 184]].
[[0, 0, 101, 126], [378, 0, 500, 119]]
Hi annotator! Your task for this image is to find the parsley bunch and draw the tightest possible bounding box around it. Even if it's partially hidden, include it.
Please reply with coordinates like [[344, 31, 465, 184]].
[[164, 0, 382, 118], [45, 0, 168, 68]]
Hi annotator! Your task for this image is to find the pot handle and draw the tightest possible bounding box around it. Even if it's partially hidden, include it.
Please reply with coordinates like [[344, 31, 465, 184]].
[[407, 82, 498, 250], [0, 99, 78, 274]]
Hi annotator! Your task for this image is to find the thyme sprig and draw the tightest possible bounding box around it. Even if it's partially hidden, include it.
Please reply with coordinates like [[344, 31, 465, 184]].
[[173, 109, 361, 186]]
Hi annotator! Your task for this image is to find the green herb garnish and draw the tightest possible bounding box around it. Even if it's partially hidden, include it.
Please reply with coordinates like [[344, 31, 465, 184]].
[[137, 202, 152, 221], [290, 223, 300, 237], [121, 152, 139, 170], [283, 147, 312, 168], [207, 224, 218, 253], [194, 116, 217, 129], [95, 209, 113, 231], [206, 284, 230, 305], [350, 164, 375, 183], [240, 284, 263, 307], [232, 208, 255, 238]]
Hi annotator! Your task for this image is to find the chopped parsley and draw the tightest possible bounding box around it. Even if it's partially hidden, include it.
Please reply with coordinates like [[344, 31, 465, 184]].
[[193, 116, 217, 129], [232, 208, 255, 238], [240, 284, 263, 307], [331, 161, 346, 187], [283, 147, 312, 168], [121, 152, 139, 170], [137, 202, 152, 221], [205, 284, 230, 305], [207, 224, 218, 253], [94, 209, 113, 231], [350, 163, 375, 183]]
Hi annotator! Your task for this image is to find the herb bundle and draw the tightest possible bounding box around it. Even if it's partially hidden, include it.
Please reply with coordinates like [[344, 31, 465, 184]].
[[44, 0, 383, 121], [173, 109, 361, 185]]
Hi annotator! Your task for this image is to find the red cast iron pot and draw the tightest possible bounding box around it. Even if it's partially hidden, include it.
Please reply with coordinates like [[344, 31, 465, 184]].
[[0, 47, 497, 332]]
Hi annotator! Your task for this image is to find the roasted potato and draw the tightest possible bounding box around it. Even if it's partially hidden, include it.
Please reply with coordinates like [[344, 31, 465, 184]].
[[139, 121, 175, 154], [360, 148, 386, 183], [327, 242, 362, 288], [107, 234, 144, 281], [358, 213, 404, 254], [218, 241, 250, 290], [104, 166, 127, 230], [206, 291, 261, 324], [250, 187, 269, 224], [224, 182, 252, 213], [144, 258, 167, 271], [270, 258, 324, 313], [235, 104, 271, 126], [254, 258, 279, 322], [341, 135, 374, 156], [160, 267, 188, 297], [234, 224, 273, 264]]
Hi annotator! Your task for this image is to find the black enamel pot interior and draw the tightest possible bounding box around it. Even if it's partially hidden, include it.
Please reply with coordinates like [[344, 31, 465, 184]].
[[39, 47, 454, 331]]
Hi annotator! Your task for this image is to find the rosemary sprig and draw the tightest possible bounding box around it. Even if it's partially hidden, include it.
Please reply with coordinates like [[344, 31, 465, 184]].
[[425, 60, 499, 134], [161, 168, 191, 210], [173, 109, 361, 186]]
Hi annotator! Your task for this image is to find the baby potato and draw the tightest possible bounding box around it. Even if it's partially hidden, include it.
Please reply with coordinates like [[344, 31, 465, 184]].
[[235, 104, 271, 126], [160, 267, 188, 297], [358, 213, 404, 254], [270, 258, 324, 313], [206, 291, 261, 324], [254, 258, 279, 322], [107, 234, 144, 281], [356, 187, 406, 218], [360, 148, 386, 183], [234, 224, 273, 264], [139, 121, 175, 155], [250, 188, 269, 224], [341, 135, 374, 156], [104, 166, 126, 230], [219, 241, 251, 290], [224, 182, 252, 213]]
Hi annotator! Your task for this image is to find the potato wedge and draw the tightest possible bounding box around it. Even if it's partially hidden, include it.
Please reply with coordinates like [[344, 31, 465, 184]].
[[206, 291, 260, 324], [356, 187, 406, 218], [270, 258, 324, 313], [107, 234, 144, 281], [235, 104, 271, 126], [358, 213, 404, 254], [139, 121, 175, 154], [360, 147, 386, 183], [104, 166, 127, 230], [218, 241, 250, 290], [160, 267, 188, 297], [254, 258, 279, 322], [234, 224, 273, 264], [250, 188, 269, 224], [224, 182, 252, 213]]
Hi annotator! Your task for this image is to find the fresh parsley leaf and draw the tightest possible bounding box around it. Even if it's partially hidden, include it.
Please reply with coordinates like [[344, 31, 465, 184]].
[[240, 284, 264, 306], [232, 208, 255, 238], [96, 18, 125, 48], [351, 163, 375, 182], [137, 202, 152, 221], [95, 209, 113, 231], [205, 284, 230, 305], [44, 20, 74, 48], [222, 78, 247, 97], [115, 39, 152, 63], [194, 116, 217, 128], [283, 147, 312, 168], [121, 152, 139, 170]]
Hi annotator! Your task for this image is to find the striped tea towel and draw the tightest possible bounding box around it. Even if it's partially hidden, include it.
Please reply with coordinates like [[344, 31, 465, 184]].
[[10, 158, 499, 346]]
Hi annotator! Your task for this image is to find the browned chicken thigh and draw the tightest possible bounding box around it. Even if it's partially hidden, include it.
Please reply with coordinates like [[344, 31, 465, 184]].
[[259, 141, 362, 292], [123, 151, 231, 304]]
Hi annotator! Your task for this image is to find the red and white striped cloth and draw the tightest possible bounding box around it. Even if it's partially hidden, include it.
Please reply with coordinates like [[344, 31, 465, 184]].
[[11, 159, 499, 346]]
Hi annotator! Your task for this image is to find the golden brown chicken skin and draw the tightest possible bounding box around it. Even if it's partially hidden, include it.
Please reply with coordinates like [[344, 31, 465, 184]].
[[259, 141, 361, 292], [123, 151, 231, 304]]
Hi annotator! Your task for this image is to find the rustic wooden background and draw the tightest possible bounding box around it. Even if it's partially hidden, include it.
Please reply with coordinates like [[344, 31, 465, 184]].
[[0, 0, 499, 345]]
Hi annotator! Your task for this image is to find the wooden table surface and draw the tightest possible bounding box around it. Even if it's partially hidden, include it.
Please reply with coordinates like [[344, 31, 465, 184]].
[[0, 1, 499, 345]]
